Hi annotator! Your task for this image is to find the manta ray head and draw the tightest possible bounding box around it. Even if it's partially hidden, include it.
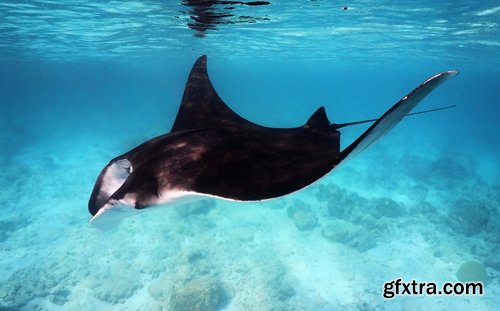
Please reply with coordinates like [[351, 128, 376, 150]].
[[88, 158, 133, 216]]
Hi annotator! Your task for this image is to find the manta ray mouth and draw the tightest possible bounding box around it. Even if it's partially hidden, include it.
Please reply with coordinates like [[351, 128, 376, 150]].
[[88, 158, 132, 216]]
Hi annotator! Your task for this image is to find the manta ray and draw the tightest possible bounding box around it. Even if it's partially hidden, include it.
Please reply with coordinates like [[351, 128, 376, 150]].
[[89, 55, 458, 228]]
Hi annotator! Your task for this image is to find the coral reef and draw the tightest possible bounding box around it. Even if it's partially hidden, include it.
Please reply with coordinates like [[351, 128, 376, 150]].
[[169, 277, 223, 311], [321, 220, 377, 252], [404, 184, 428, 203], [429, 154, 475, 185], [320, 184, 366, 220], [371, 197, 407, 219], [287, 199, 318, 231], [399, 152, 476, 191], [447, 199, 491, 235], [291, 210, 318, 231], [0, 262, 75, 308], [91, 274, 142, 304], [315, 183, 402, 252]]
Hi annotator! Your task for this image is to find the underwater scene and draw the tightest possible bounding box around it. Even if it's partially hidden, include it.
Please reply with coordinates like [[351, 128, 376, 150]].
[[0, 1, 499, 310]]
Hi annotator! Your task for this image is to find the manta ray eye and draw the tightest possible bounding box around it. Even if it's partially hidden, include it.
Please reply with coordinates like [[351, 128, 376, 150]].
[[114, 159, 133, 177]]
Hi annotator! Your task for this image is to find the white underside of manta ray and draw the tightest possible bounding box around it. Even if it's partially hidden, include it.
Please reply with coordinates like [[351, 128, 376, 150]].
[[88, 55, 458, 229]]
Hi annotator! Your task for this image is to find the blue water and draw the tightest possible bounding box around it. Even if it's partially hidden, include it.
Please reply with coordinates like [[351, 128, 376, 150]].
[[0, 1, 499, 310]]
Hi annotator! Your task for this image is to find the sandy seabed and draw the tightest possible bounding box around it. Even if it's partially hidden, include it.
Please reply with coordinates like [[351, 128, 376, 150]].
[[0, 129, 498, 311]]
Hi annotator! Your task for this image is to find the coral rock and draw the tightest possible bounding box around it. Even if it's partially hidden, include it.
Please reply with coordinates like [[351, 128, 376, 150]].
[[447, 199, 490, 235], [292, 210, 318, 231], [169, 277, 222, 311]]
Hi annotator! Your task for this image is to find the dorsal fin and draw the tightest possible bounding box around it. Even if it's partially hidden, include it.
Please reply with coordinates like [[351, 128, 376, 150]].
[[305, 106, 331, 129], [170, 55, 254, 132]]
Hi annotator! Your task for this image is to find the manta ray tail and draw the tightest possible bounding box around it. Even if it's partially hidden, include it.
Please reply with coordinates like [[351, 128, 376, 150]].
[[338, 70, 459, 163], [333, 104, 456, 129]]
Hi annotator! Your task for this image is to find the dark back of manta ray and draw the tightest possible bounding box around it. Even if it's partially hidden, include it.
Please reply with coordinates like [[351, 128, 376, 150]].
[[189, 124, 341, 200], [168, 56, 341, 200], [169, 55, 457, 201]]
